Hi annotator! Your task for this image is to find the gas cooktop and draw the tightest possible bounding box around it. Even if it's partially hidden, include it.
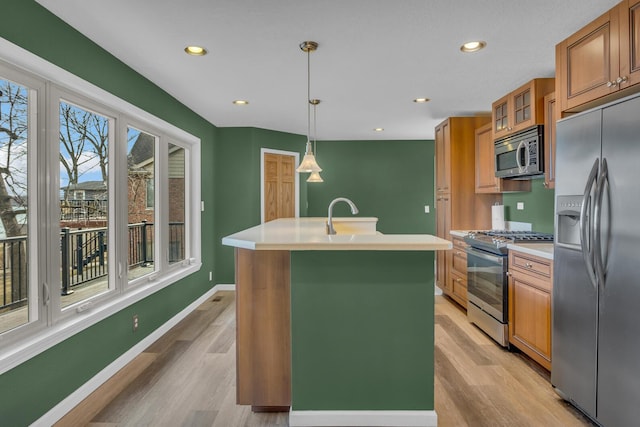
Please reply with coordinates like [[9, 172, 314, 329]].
[[464, 230, 554, 255]]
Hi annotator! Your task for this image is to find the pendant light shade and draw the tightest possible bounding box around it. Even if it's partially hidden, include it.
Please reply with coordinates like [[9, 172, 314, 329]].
[[296, 41, 323, 176], [306, 170, 324, 182], [297, 141, 322, 173]]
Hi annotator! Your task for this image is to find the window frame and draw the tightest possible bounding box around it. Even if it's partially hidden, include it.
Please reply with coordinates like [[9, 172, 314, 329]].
[[0, 38, 202, 375], [0, 59, 47, 343]]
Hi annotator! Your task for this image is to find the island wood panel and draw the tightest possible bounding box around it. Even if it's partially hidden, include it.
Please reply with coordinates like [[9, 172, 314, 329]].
[[235, 247, 291, 410]]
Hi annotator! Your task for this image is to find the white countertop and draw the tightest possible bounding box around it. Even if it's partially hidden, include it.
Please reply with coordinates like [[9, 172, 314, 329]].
[[222, 217, 452, 251], [450, 230, 471, 238], [507, 243, 554, 260]]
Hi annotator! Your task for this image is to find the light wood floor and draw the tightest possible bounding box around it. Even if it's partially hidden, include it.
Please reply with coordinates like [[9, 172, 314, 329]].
[[56, 291, 594, 427]]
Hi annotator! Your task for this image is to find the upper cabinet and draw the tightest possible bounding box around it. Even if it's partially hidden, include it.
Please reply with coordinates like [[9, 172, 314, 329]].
[[491, 78, 555, 140], [556, 0, 640, 113], [475, 123, 530, 193], [543, 92, 557, 189]]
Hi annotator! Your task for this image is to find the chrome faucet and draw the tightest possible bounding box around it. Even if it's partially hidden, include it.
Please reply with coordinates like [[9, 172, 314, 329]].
[[326, 197, 359, 234]]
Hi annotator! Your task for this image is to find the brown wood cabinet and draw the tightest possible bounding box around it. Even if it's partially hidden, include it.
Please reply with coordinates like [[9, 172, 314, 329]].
[[491, 78, 555, 140], [235, 248, 291, 410], [474, 123, 530, 193], [447, 236, 468, 307], [508, 249, 553, 371], [543, 92, 557, 189], [435, 116, 500, 308], [556, 0, 640, 113]]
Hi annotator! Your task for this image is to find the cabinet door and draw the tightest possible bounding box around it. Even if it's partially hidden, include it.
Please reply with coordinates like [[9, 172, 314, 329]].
[[544, 92, 557, 189], [508, 274, 552, 370], [619, 0, 640, 88], [435, 196, 450, 292], [557, 8, 619, 112], [492, 94, 510, 139], [435, 121, 450, 194], [475, 123, 500, 193], [510, 84, 533, 132]]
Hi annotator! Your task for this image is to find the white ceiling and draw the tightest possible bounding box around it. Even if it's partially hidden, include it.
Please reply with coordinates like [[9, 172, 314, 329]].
[[36, 0, 619, 140]]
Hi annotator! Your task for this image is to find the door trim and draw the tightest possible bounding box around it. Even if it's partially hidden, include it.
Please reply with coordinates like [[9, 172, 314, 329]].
[[260, 148, 300, 223]]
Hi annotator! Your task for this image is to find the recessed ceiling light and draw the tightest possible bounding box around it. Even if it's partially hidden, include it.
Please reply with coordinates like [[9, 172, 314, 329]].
[[233, 100, 249, 105], [374, 128, 384, 132], [413, 98, 430, 103], [184, 45, 208, 56], [460, 41, 486, 53]]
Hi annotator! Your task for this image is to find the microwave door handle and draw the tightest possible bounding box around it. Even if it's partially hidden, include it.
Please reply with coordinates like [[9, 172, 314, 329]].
[[580, 158, 599, 289], [593, 158, 608, 288], [516, 140, 526, 171]]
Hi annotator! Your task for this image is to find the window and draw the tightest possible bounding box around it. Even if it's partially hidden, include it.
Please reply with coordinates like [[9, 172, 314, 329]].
[[0, 48, 201, 373], [59, 100, 113, 309], [168, 143, 186, 264], [0, 73, 37, 336], [127, 126, 156, 282]]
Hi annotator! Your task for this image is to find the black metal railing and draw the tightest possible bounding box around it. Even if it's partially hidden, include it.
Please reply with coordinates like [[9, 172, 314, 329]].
[[60, 199, 108, 221], [1, 222, 185, 310], [0, 236, 28, 311]]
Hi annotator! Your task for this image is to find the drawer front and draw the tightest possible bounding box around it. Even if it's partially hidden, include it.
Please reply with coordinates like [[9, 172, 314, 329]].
[[510, 251, 552, 279], [449, 271, 468, 303], [452, 250, 467, 274]]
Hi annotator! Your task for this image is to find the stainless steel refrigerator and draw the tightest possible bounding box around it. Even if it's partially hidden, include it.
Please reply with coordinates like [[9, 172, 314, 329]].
[[553, 92, 640, 426]]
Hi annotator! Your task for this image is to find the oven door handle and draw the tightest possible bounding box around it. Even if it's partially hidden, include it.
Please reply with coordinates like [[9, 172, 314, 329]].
[[465, 247, 504, 263]]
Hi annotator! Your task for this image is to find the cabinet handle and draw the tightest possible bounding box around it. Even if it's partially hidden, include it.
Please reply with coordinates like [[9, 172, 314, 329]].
[[456, 251, 461, 255], [543, 182, 548, 188], [617, 76, 628, 84], [456, 278, 462, 283], [525, 262, 533, 268], [607, 80, 618, 88], [506, 271, 511, 276]]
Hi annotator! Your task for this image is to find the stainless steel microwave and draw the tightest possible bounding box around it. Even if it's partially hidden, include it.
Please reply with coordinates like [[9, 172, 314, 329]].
[[494, 125, 544, 179]]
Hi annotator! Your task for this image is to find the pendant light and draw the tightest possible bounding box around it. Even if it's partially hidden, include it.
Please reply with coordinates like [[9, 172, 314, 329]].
[[306, 99, 324, 182], [296, 41, 323, 174]]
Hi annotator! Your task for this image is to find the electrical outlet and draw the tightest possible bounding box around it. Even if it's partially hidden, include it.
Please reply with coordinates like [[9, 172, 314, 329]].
[[133, 314, 139, 332], [517, 202, 525, 210], [424, 205, 430, 213]]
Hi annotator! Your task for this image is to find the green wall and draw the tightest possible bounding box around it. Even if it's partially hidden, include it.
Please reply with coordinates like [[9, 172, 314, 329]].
[[0, 1, 217, 424], [307, 140, 435, 234], [290, 251, 434, 410], [214, 127, 307, 283], [503, 180, 555, 233]]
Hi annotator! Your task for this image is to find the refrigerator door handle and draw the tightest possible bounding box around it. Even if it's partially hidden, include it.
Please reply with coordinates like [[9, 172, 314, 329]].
[[593, 158, 609, 288], [580, 158, 600, 288]]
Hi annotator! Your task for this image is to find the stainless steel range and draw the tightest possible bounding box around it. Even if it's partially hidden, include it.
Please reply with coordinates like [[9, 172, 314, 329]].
[[463, 230, 553, 346]]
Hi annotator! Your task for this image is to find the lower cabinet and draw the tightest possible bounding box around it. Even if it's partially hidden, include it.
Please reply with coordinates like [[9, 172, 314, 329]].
[[508, 249, 553, 370], [444, 236, 468, 308]]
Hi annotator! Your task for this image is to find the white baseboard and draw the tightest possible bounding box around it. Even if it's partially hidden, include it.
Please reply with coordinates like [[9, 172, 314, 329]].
[[289, 410, 438, 427], [33, 284, 234, 426]]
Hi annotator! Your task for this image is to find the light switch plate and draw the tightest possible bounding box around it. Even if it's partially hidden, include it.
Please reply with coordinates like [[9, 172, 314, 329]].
[[424, 205, 430, 213], [516, 202, 524, 210]]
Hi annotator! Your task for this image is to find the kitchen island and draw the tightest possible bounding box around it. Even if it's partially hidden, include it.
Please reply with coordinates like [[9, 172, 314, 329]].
[[222, 218, 451, 427]]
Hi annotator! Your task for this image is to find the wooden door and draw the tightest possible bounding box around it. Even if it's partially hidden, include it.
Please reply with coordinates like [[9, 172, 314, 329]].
[[264, 153, 295, 222]]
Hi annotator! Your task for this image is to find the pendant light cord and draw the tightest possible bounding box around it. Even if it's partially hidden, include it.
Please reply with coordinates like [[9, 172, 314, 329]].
[[307, 48, 311, 144]]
